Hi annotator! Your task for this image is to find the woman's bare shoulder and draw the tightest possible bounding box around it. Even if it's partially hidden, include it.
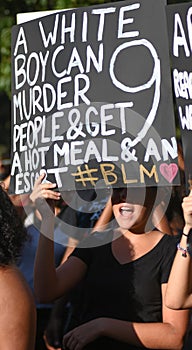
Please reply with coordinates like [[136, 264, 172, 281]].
[[0, 265, 33, 300], [0, 265, 36, 350]]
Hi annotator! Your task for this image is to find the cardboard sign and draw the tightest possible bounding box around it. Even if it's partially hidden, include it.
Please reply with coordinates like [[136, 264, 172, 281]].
[[11, 0, 178, 194], [167, 2, 192, 193]]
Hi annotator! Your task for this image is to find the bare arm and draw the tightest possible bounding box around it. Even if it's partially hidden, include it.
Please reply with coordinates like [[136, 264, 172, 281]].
[[32, 174, 87, 303], [166, 191, 192, 309], [63, 284, 189, 350], [60, 237, 79, 264], [0, 267, 36, 350], [92, 196, 113, 232]]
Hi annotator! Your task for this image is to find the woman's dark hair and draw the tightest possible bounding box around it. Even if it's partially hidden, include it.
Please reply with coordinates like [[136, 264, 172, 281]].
[[0, 186, 28, 266], [111, 186, 158, 209]]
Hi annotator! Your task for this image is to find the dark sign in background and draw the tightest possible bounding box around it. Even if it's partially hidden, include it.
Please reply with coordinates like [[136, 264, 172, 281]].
[[10, 0, 178, 194], [167, 2, 192, 194]]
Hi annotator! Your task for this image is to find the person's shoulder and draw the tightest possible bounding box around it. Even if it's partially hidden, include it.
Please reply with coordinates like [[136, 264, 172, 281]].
[[0, 265, 36, 349], [0, 265, 35, 311]]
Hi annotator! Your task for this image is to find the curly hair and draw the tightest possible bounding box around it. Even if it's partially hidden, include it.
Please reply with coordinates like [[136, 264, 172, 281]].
[[0, 186, 28, 266]]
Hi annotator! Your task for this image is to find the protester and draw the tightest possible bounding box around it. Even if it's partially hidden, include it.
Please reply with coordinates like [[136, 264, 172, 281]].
[[32, 172, 189, 350], [0, 183, 36, 350], [44, 189, 170, 350], [1, 173, 69, 350], [166, 191, 192, 310], [43, 188, 111, 349], [17, 197, 67, 350], [165, 190, 192, 349]]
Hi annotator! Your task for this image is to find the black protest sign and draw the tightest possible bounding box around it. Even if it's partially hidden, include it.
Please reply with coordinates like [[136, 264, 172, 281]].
[[166, 2, 192, 193], [11, 0, 178, 194]]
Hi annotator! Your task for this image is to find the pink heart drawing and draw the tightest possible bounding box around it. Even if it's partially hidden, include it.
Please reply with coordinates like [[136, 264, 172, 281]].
[[159, 163, 178, 183]]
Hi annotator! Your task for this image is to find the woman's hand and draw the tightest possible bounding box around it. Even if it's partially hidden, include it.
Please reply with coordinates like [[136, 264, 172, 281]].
[[63, 318, 103, 350], [43, 332, 62, 350], [30, 173, 61, 218]]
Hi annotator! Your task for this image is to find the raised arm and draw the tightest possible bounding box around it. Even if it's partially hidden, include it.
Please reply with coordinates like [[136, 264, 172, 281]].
[[32, 173, 87, 303], [166, 191, 192, 309]]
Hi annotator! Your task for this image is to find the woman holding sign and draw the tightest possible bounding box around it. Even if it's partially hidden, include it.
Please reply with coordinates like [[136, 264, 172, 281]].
[[166, 192, 192, 309], [33, 173, 189, 350]]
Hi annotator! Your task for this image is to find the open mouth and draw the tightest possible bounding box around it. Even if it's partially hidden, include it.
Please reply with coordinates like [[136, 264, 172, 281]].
[[120, 206, 134, 216]]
